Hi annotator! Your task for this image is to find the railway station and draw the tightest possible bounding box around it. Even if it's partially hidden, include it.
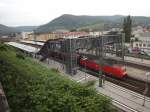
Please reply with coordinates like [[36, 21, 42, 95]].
[[20, 39, 150, 83], [1, 0, 150, 111], [6, 33, 150, 112]]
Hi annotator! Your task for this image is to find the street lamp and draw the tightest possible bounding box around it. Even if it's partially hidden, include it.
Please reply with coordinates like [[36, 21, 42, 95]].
[[82, 57, 87, 81], [142, 72, 150, 106]]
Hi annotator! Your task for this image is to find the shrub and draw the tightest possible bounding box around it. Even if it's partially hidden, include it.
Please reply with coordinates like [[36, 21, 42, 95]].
[[0, 44, 8, 51], [84, 80, 96, 88], [16, 52, 25, 59], [0, 45, 117, 112], [50, 68, 60, 73]]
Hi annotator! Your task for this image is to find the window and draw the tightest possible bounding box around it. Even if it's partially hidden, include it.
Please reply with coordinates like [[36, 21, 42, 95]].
[[136, 44, 138, 47], [143, 44, 146, 47], [139, 44, 142, 47]]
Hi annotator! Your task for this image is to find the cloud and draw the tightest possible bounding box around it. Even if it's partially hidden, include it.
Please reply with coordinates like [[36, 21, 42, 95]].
[[0, 0, 150, 26]]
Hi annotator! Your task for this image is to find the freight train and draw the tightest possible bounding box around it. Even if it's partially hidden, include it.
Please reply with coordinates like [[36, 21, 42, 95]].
[[44, 51, 127, 79]]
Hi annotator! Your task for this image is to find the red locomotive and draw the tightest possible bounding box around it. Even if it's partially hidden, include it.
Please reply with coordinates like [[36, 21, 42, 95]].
[[79, 57, 127, 79], [47, 51, 127, 79]]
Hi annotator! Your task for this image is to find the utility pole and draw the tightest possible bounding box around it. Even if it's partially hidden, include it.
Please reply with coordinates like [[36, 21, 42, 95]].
[[142, 72, 150, 106], [122, 33, 125, 63], [99, 36, 103, 87], [70, 38, 73, 75], [33, 30, 37, 58]]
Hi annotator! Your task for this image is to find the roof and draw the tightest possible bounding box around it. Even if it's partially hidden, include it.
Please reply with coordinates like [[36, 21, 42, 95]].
[[63, 36, 80, 39], [7, 42, 40, 53], [20, 40, 44, 46], [140, 32, 150, 37]]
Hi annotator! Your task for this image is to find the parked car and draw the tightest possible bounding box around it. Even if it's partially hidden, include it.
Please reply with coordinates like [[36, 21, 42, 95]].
[[145, 51, 150, 56], [140, 51, 146, 55], [127, 47, 140, 54], [132, 47, 141, 53], [127, 48, 132, 53]]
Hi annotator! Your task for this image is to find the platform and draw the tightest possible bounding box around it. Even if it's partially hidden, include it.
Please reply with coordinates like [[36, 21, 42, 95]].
[[20, 40, 44, 46], [126, 66, 150, 83], [7, 42, 40, 53], [125, 56, 150, 66]]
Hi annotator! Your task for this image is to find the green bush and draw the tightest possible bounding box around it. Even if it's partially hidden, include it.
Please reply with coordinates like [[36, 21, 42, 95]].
[[0, 44, 8, 51], [50, 68, 60, 73], [0, 45, 117, 112], [16, 52, 25, 59], [84, 80, 96, 88]]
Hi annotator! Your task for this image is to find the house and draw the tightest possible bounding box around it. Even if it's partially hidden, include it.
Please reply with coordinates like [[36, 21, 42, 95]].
[[133, 41, 150, 50], [27, 32, 89, 41], [135, 32, 150, 42], [131, 31, 150, 50]]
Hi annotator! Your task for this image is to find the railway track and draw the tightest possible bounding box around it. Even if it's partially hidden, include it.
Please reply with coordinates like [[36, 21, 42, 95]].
[[78, 52, 150, 71], [80, 67, 150, 97], [106, 77, 148, 96]]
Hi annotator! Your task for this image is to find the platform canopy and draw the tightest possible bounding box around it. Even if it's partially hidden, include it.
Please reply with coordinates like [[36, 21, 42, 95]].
[[7, 42, 40, 53], [20, 40, 44, 46]]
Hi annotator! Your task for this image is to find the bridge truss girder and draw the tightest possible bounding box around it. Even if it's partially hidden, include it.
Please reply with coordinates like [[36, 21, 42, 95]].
[[39, 34, 125, 76]]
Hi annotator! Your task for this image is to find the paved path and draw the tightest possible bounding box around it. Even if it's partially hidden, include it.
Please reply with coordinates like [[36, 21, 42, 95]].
[[126, 66, 150, 83]]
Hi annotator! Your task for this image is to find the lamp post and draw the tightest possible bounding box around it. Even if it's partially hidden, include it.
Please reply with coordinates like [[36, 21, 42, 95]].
[[99, 36, 103, 87], [83, 57, 87, 81], [142, 72, 150, 106]]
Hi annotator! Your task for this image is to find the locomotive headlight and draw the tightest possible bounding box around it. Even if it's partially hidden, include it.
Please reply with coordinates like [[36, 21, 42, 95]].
[[123, 72, 127, 74], [121, 66, 126, 71]]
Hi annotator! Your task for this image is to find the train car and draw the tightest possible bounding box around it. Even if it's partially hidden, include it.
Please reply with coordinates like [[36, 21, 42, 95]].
[[79, 58, 99, 71], [102, 65, 127, 79], [79, 57, 127, 79]]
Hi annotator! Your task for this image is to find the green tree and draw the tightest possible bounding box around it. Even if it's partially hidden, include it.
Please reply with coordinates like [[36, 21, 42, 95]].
[[70, 29, 77, 32], [123, 15, 132, 42]]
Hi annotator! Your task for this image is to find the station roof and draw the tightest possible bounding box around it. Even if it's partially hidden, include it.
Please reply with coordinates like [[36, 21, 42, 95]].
[[7, 42, 40, 53], [20, 40, 44, 46]]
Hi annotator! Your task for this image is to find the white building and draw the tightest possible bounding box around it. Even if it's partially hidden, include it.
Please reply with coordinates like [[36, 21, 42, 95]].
[[21, 32, 33, 39], [89, 31, 110, 36], [132, 32, 150, 50], [133, 41, 150, 50], [136, 32, 150, 42]]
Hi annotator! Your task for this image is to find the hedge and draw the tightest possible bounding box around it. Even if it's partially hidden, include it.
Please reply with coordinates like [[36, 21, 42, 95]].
[[0, 44, 117, 112]]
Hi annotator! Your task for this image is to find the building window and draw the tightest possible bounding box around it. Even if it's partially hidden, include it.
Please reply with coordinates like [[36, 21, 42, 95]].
[[139, 44, 142, 47], [148, 44, 150, 47], [136, 44, 138, 47], [143, 44, 146, 47]]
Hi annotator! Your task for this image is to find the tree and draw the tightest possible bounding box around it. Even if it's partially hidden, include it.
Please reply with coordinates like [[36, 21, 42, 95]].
[[70, 29, 77, 32], [123, 15, 132, 42], [79, 28, 90, 32], [135, 38, 138, 42]]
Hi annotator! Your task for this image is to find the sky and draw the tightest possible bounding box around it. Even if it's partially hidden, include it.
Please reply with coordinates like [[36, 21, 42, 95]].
[[0, 0, 150, 26]]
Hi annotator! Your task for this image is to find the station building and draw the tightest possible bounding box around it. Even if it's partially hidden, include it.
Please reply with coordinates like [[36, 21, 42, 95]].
[[27, 32, 89, 41], [133, 41, 150, 50], [132, 32, 150, 50]]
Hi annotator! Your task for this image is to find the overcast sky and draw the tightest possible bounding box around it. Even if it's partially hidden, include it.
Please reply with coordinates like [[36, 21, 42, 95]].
[[0, 0, 150, 26]]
